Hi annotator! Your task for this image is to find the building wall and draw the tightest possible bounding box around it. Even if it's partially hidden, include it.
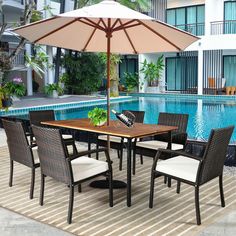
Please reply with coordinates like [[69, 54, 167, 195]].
[[167, 0, 205, 9]]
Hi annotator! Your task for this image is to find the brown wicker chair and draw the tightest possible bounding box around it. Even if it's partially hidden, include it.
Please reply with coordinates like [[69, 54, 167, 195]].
[[2, 119, 40, 199], [29, 110, 77, 154], [133, 112, 189, 175], [96, 110, 145, 171], [29, 110, 73, 142], [149, 126, 234, 225], [32, 125, 113, 224]]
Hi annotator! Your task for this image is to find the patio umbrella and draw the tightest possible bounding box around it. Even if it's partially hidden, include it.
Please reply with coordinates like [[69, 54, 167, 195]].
[[13, 0, 198, 125]]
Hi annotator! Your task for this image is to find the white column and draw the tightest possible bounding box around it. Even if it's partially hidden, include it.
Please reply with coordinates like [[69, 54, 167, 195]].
[[25, 44, 33, 96], [198, 49, 203, 95], [205, 0, 224, 35], [64, 0, 72, 12], [138, 54, 145, 93], [45, 0, 54, 85], [46, 46, 54, 84]]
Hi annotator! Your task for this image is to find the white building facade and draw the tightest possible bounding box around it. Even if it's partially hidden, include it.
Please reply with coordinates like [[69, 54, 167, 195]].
[[1, 0, 236, 96], [140, 0, 236, 95]]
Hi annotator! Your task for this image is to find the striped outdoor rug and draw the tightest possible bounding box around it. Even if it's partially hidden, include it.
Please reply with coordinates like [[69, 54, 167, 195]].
[[0, 145, 236, 236]]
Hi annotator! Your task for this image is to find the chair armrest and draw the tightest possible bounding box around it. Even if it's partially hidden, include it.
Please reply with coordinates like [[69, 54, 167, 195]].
[[69, 148, 108, 160], [157, 148, 202, 161], [29, 144, 37, 149], [172, 132, 188, 145]]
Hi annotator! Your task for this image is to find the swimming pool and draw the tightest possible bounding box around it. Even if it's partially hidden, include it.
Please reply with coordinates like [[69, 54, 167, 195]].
[[55, 96, 236, 143]]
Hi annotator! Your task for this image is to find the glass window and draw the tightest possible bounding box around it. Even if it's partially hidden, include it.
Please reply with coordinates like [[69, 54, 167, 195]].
[[224, 56, 236, 86], [224, 1, 236, 34], [166, 57, 198, 91], [166, 9, 175, 25], [166, 5, 205, 36]]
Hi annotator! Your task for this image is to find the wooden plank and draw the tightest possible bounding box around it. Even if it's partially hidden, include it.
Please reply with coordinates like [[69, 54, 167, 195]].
[[42, 118, 177, 138]]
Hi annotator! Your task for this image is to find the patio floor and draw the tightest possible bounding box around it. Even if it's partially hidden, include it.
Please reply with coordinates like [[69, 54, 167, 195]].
[[11, 94, 105, 108], [0, 95, 236, 235]]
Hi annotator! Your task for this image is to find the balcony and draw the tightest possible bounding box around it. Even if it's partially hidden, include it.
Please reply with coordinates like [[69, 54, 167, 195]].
[[211, 20, 236, 35], [2, 0, 25, 13], [8, 48, 25, 69], [173, 23, 205, 36]]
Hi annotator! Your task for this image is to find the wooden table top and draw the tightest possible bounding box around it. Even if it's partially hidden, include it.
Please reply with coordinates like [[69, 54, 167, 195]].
[[42, 118, 177, 139]]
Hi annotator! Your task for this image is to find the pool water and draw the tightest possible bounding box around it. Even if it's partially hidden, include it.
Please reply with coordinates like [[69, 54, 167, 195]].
[[55, 96, 236, 143]]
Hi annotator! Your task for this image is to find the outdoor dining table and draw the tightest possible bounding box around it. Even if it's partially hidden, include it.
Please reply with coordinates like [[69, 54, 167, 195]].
[[41, 118, 177, 207]]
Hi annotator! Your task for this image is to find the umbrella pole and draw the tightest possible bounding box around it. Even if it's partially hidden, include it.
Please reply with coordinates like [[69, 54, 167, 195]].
[[106, 19, 111, 152], [106, 20, 111, 126]]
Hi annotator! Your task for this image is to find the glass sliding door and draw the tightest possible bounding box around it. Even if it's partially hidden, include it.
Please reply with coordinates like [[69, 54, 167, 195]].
[[166, 56, 198, 93], [166, 4, 205, 36], [224, 1, 236, 34], [223, 56, 236, 86], [197, 5, 205, 35]]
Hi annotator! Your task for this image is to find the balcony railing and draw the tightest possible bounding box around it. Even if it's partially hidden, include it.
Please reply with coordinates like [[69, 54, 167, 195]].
[[8, 48, 25, 67], [211, 20, 236, 35], [174, 23, 205, 36]]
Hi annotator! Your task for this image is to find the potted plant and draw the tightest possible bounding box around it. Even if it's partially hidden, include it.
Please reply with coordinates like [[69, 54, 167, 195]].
[[44, 83, 63, 98], [123, 72, 139, 92], [4, 77, 26, 99], [88, 107, 107, 126], [140, 55, 164, 93], [0, 86, 12, 108]]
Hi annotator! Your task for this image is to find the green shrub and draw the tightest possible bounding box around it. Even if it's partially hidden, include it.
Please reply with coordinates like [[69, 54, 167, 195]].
[[61, 53, 105, 95]]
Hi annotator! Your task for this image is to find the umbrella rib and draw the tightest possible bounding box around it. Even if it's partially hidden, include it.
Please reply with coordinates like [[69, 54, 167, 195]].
[[78, 18, 106, 32], [82, 19, 102, 51], [118, 19, 137, 54], [34, 18, 78, 44], [137, 20, 182, 51], [113, 22, 141, 32], [100, 18, 108, 30], [112, 19, 138, 31], [111, 19, 120, 29]]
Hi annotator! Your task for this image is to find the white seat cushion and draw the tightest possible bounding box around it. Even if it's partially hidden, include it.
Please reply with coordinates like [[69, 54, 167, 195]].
[[62, 134, 73, 139], [72, 157, 108, 182], [156, 155, 200, 183], [98, 135, 138, 143], [32, 146, 40, 164], [98, 135, 128, 143], [136, 140, 184, 151]]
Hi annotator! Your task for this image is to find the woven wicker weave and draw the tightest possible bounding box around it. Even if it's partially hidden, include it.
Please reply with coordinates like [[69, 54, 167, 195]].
[[2, 119, 40, 199], [150, 125, 234, 225], [32, 125, 113, 224]]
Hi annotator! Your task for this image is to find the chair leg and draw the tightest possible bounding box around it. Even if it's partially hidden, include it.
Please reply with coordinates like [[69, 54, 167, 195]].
[[40, 174, 45, 206], [30, 168, 35, 199], [149, 172, 156, 208], [78, 184, 82, 193], [108, 172, 113, 207], [68, 185, 74, 224], [96, 142, 99, 160], [164, 176, 167, 184], [219, 175, 225, 207], [140, 154, 143, 165], [195, 186, 201, 225], [132, 150, 136, 176], [119, 147, 123, 171], [9, 160, 14, 187], [176, 181, 181, 194]]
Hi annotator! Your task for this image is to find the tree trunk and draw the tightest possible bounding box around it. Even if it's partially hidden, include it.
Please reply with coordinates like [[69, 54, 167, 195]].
[[110, 62, 119, 97]]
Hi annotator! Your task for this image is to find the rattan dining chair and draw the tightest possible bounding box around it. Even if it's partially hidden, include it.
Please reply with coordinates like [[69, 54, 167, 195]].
[[32, 125, 113, 224], [149, 126, 234, 225], [96, 110, 145, 171], [133, 112, 189, 175], [29, 110, 77, 154], [2, 119, 40, 199]]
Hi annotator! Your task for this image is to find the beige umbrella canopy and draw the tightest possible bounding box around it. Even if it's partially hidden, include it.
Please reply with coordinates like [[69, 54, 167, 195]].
[[14, 0, 199, 124]]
